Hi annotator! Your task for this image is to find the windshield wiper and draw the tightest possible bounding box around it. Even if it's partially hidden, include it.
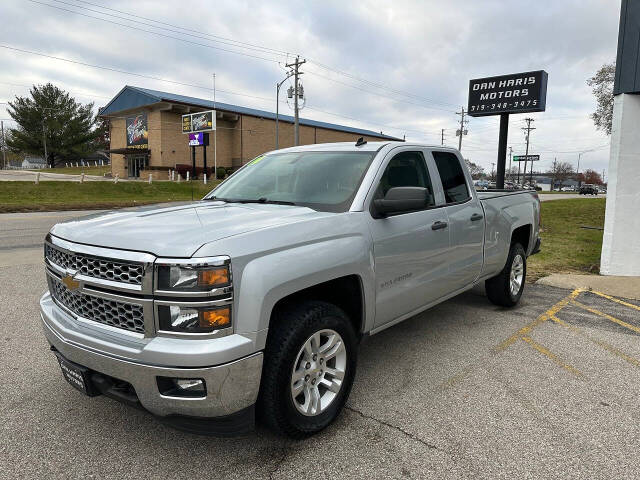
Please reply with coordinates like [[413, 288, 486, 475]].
[[239, 197, 297, 206], [205, 196, 296, 206]]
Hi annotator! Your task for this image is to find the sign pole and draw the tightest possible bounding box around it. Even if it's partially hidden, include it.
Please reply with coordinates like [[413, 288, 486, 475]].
[[203, 133, 207, 176], [191, 145, 196, 180], [496, 113, 509, 189]]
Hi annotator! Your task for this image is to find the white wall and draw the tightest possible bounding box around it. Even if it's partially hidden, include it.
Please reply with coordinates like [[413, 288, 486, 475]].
[[600, 93, 640, 276]]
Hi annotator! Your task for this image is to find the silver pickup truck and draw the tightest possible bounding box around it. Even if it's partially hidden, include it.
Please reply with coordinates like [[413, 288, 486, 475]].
[[40, 141, 540, 437]]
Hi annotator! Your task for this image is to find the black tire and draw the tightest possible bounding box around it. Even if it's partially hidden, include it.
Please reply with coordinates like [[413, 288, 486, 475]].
[[258, 300, 357, 438], [485, 242, 527, 307]]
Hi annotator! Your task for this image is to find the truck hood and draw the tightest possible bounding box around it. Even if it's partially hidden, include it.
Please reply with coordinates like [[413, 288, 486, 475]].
[[50, 201, 333, 257]]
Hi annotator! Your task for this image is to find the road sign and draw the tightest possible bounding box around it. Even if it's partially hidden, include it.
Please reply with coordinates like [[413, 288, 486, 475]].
[[513, 155, 540, 162], [182, 111, 216, 133], [468, 70, 548, 117]]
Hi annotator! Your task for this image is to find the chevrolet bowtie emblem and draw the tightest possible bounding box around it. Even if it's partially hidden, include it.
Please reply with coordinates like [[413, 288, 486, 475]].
[[62, 274, 81, 291]]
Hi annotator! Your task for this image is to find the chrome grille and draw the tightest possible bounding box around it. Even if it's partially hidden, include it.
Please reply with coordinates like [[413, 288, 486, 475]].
[[49, 277, 145, 334], [45, 244, 144, 285]]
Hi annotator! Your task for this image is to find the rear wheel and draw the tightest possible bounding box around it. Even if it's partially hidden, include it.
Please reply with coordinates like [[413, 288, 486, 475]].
[[486, 242, 526, 307], [258, 301, 357, 438]]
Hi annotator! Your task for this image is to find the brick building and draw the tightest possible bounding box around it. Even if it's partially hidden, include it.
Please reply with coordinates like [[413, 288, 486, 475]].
[[99, 86, 400, 179]]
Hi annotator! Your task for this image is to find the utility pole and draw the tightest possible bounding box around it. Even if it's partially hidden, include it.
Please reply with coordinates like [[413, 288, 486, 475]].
[[286, 56, 306, 146], [1, 121, 6, 170], [42, 115, 48, 167], [441, 128, 445, 146], [213, 73, 217, 179], [508, 146, 513, 183], [577, 152, 582, 187], [521, 118, 535, 186], [456, 107, 468, 151], [491, 162, 496, 182], [552, 157, 557, 191]]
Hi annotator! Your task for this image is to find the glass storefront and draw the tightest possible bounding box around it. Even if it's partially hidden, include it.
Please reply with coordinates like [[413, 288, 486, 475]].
[[127, 155, 148, 178]]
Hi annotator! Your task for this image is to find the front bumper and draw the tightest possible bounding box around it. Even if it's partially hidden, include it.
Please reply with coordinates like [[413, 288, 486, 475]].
[[40, 292, 263, 423]]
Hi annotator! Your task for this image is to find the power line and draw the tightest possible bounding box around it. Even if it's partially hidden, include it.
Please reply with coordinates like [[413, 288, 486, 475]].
[[306, 59, 460, 109], [34, 0, 463, 113], [0, 46, 424, 139], [55, 0, 460, 110], [59, 0, 290, 57], [304, 68, 456, 113], [26, 0, 283, 64]]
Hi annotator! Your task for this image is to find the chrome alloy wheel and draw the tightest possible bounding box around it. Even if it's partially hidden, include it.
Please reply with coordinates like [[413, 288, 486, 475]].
[[290, 329, 347, 416], [510, 254, 524, 297]]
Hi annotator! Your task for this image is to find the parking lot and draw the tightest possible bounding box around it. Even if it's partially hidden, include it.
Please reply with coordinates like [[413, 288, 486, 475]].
[[2, 211, 639, 479]]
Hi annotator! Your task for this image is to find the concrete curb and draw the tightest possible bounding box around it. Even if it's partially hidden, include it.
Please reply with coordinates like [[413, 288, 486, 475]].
[[536, 273, 640, 301]]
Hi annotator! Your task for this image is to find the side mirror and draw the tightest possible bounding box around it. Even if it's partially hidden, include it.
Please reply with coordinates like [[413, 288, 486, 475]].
[[373, 186, 428, 216]]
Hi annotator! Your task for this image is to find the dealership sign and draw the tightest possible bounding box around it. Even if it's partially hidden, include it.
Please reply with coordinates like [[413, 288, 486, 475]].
[[513, 155, 540, 162], [126, 113, 148, 149], [188, 132, 208, 146], [182, 111, 216, 133], [467, 70, 548, 117]]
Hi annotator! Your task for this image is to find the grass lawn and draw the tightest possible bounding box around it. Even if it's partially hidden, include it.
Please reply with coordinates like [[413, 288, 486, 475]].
[[0, 181, 220, 212], [28, 165, 111, 176], [528, 198, 606, 280]]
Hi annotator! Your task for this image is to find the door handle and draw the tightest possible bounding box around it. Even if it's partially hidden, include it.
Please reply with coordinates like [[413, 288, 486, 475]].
[[431, 221, 448, 230], [470, 213, 483, 221]]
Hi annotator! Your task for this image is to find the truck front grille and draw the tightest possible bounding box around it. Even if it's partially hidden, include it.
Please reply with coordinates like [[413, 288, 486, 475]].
[[49, 276, 145, 334], [45, 244, 144, 285]]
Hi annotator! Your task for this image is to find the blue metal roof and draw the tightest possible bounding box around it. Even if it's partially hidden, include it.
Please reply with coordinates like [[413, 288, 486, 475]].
[[99, 85, 401, 140]]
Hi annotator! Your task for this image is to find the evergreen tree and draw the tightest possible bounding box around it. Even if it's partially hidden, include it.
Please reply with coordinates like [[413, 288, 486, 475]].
[[7, 83, 99, 167]]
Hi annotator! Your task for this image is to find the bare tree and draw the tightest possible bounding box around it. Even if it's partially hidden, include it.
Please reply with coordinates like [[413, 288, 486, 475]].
[[465, 159, 485, 179], [548, 161, 574, 189], [587, 62, 615, 135]]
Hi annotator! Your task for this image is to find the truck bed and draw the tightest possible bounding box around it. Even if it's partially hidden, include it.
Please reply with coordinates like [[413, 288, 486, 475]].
[[476, 189, 538, 201]]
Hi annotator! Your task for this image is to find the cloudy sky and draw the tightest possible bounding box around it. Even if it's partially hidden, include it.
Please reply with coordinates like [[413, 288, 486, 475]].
[[0, 0, 620, 177]]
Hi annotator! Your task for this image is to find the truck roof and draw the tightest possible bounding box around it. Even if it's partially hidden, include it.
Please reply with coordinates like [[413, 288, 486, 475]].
[[269, 141, 460, 154]]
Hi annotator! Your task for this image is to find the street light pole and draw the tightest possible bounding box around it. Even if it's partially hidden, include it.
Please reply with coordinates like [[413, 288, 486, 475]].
[[275, 70, 294, 150]]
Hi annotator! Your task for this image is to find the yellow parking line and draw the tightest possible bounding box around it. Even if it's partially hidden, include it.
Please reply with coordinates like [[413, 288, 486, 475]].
[[550, 315, 640, 368], [572, 300, 640, 335], [521, 336, 583, 377], [589, 290, 640, 313], [494, 288, 583, 353]]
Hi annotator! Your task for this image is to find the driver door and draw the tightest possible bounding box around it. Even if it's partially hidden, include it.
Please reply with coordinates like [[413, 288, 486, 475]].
[[367, 148, 451, 329]]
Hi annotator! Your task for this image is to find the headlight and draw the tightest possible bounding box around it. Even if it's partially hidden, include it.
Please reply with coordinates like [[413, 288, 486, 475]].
[[158, 304, 231, 333], [155, 258, 231, 293]]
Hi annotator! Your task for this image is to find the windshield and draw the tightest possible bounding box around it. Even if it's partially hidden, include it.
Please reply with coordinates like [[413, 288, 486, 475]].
[[205, 151, 376, 212]]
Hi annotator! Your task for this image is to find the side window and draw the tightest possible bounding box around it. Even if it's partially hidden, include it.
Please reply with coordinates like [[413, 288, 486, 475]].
[[375, 151, 435, 207], [432, 151, 471, 203]]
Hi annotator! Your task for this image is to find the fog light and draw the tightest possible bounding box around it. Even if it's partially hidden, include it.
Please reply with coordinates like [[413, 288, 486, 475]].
[[157, 377, 206, 398]]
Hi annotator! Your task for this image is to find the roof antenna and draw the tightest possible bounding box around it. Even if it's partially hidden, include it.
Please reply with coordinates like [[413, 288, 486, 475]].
[[355, 137, 367, 147]]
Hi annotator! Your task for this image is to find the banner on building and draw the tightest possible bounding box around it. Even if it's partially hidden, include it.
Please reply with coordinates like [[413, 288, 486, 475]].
[[468, 70, 548, 117], [126, 113, 149, 149], [182, 111, 216, 133]]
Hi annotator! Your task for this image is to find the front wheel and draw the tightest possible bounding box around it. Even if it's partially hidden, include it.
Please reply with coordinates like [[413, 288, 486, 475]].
[[485, 242, 527, 307], [258, 301, 357, 438]]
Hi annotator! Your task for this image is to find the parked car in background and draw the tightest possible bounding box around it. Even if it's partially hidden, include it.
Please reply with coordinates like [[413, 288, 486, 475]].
[[474, 180, 489, 190], [579, 184, 599, 195], [40, 141, 542, 438]]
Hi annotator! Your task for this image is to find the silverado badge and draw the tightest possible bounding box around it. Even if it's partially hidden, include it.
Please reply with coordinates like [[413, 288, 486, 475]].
[[62, 274, 81, 291]]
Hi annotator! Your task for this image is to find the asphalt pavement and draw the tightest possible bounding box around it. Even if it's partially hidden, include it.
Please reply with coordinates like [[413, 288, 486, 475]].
[[1, 210, 638, 479]]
